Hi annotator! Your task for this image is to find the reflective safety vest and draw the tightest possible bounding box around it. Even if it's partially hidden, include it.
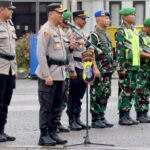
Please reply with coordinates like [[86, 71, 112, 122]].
[[142, 35, 150, 63], [124, 28, 140, 66]]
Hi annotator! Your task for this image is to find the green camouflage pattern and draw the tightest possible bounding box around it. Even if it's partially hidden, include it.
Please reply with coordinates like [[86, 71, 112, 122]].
[[90, 74, 112, 113], [90, 28, 114, 75], [135, 30, 150, 112], [118, 71, 138, 110], [90, 27, 114, 114], [62, 78, 69, 110], [115, 24, 140, 111]]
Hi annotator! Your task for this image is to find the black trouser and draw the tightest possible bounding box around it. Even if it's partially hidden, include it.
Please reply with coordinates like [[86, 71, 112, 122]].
[[67, 67, 87, 118], [0, 69, 15, 131], [38, 79, 64, 132]]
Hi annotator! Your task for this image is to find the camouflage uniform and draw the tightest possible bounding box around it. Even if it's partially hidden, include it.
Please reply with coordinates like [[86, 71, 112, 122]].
[[115, 24, 140, 125], [90, 27, 114, 124], [135, 30, 150, 112]]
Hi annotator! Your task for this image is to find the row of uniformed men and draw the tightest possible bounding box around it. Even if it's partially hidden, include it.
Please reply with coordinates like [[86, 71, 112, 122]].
[[35, 3, 150, 146], [0, 0, 150, 147]]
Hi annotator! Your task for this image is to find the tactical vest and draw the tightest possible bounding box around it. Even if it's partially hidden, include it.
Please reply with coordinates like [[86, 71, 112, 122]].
[[124, 28, 140, 66], [141, 35, 150, 63]]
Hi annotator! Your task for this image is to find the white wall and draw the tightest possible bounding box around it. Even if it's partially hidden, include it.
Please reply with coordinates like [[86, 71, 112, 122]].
[[82, 0, 103, 34], [122, 0, 132, 8], [146, 0, 150, 18]]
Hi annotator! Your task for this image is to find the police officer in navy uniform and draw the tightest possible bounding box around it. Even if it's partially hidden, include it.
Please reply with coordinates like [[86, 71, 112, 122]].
[[36, 3, 76, 146], [0, 0, 17, 142], [66, 10, 89, 131]]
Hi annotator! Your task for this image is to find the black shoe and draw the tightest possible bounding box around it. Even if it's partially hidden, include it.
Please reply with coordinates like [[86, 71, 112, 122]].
[[50, 133, 67, 145], [38, 135, 56, 146], [137, 112, 150, 123], [126, 112, 139, 125], [69, 121, 82, 131], [129, 118, 139, 125], [102, 119, 114, 128], [3, 133, 16, 141], [119, 111, 133, 126], [76, 118, 89, 129], [137, 116, 150, 123], [119, 116, 133, 125], [143, 111, 150, 122], [92, 120, 106, 128], [58, 124, 70, 133], [56, 127, 60, 133], [0, 133, 7, 142]]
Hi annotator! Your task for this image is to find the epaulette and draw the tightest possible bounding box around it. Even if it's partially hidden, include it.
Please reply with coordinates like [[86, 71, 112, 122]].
[[8, 19, 14, 26]]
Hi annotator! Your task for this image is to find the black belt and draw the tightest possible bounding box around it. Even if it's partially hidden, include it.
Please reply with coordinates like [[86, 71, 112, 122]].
[[0, 53, 15, 60], [74, 57, 82, 62], [46, 56, 68, 67]]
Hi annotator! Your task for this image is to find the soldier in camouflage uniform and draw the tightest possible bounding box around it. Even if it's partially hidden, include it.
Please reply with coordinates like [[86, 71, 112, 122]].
[[115, 8, 140, 125], [135, 18, 150, 123], [89, 10, 114, 128]]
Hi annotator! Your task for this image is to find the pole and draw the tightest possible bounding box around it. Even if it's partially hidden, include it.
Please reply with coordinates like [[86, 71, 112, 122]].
[[72, 0, 77, 12], [36, 0, 40, 33], [62, 0, 68, 9]]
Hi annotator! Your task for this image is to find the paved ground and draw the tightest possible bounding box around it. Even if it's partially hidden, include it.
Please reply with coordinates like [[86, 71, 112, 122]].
[[0, 79, 150, 150]]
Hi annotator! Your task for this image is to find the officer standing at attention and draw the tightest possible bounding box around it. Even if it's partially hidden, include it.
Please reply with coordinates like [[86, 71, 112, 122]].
[[89, 10, 114, 128], [115, 8, 140, 125], [0, 0, 17, 142], [66, 10, 89, 131], [36, 3, 75, 146], [135, 18, 150, 123]]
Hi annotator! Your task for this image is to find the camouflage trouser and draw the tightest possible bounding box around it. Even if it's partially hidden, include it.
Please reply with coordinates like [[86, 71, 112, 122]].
[[135, 67, 150, 112], [148, 71, 150, 96], [90, 73, 112, 114], [118, 70, 138, 111], [58, 78, 69, 118], [62, 78, 69, 110]]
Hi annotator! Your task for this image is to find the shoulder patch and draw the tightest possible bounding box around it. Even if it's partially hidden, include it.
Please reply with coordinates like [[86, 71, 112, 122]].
[[44, 31, 50, 37]]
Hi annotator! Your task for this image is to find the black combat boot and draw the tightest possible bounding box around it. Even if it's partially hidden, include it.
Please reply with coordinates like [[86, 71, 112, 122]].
[[38, 128, 56, 146], [49, 127, 67, 145], [143, 110, 150, 122], [0, 127, 7, 142], [57, 116, 70, 132], [57, 122, 70, 132], [119, 110, 133, 125], [68, 116, 82, 131], [91, 113, 106, 128], [0, 126, 16, 142], [100, 113, 113, 128], [137, 111, 149, 123], [75, 115, 88, 129], [126, 111, 139, 125]]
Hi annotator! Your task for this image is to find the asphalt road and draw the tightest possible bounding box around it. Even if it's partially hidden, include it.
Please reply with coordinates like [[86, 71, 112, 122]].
[[0, 79, 150, 150]]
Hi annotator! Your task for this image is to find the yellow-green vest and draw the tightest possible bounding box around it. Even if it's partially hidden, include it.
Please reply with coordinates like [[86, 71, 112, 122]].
[[124, 28, 140, 66], [142, 35, 150, 63]]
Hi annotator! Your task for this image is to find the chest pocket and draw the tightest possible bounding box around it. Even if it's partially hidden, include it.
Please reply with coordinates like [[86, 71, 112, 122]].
[[54, 36, 61, 50], [0, 30, 8, 39]]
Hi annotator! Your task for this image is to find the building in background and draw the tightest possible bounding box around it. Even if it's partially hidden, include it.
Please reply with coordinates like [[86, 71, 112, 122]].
[[12, 0, 150, 37]]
